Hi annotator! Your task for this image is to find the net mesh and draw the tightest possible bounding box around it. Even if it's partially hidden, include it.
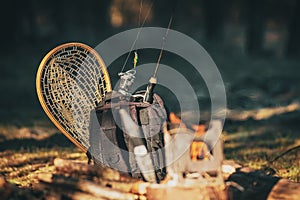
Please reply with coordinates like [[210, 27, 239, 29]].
[[36, 43, 111, 151]]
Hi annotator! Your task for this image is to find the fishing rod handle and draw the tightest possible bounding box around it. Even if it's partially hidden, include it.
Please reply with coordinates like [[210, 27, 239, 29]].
[[143, 77, 157, 104]]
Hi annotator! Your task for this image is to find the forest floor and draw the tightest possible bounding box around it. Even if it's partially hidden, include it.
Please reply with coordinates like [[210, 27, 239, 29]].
[[0, 46, 300, 195], [0, 107, 299, 191]]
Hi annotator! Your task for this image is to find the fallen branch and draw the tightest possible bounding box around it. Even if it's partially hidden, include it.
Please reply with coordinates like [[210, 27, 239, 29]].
[[54, 158, 132, 182], [269, 145, 300, 163], [38, 173, 138, 200]]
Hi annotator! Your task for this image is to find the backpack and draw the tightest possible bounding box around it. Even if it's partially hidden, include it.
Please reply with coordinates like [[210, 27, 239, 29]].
[[88, 90, 167, 182]]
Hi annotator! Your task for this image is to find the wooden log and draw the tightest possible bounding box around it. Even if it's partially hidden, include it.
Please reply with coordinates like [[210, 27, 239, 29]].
[[54, 158, 132, 182], [54, 158, 99, 175], [62, 192, 107, 200], [38, 171, 149, 196], [53, 158, 151, 196], [96, 178, 150, 195], [267, 179, 300, 200], [227, 170, 300, 200], [147, 182, 228, 200], [0, 176, 13, 200], [98, 180, 134, 193], [37, 175, 106, 200], [38, 172, 138, 200], [75, 180, 138, 200]]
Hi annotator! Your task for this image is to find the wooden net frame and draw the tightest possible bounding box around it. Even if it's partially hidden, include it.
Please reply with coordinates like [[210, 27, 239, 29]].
[[36, 42, 112, 152]]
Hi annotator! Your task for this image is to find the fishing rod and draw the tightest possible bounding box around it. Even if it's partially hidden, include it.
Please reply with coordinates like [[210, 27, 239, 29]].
[[117, 0, 152, 98], [143, 15, 173, 104], [119, 0, 153, 74]]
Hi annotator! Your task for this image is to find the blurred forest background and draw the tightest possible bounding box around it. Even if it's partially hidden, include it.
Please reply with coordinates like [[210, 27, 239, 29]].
[[1, 0, 300, 123], [0, 0, 300, 183]]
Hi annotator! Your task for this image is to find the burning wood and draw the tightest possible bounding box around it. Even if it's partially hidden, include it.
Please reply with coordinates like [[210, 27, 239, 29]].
[[169, 112, 212, 161]]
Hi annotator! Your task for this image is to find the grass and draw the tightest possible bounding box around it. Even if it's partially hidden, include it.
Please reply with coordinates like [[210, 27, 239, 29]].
[[0, 147, 86, 188], [223, 111, 300, 182], [0, 123, 87, 188]]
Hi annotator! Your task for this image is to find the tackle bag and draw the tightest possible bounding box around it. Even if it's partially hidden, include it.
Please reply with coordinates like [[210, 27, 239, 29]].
[[88, 91, 167, 182]]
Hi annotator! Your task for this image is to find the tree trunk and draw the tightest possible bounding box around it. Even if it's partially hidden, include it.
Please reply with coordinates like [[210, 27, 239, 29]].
[[245, 0, 266, 56], [285, 0, 300, 58], [203, 0, 225, 43]]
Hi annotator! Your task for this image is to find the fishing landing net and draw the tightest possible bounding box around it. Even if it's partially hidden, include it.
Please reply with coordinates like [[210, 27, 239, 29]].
[[36, 42, 112, 152]]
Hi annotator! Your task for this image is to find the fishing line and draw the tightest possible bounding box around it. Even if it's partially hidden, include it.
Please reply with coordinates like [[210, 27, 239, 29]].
[[142, 15, 174, 103], [153, 0, 179, 77], [120, 0, 154, 73], [138, 0, 143, 28], [153, 15, 173, 78]]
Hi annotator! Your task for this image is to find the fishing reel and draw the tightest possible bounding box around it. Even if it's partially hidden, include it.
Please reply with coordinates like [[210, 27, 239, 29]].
[[117, 69, 136, 98], [117, 68, 157, 104]]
